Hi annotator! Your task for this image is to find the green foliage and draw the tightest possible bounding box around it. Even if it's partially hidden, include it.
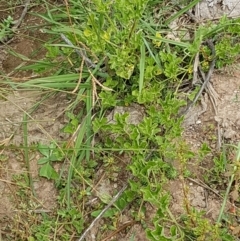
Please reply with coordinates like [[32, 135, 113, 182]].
[[37, 143, 63, 180], [93, 95, 185, 237], [63, 112, 79, 133], [0, 15, 13, 42], [182, 208, 235, 241], [146, 223, 179, 241], [29, 207, 84, 241], [81, 0, 148, 79], [215, 34, 240, 68], [159, 51, 182, 79], [57, 207, 84, 233], [30, 219, 53, 241]]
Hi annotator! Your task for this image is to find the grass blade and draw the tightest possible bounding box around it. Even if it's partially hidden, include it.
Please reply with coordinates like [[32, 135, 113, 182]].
[[23, 114, 33, 193], [66, 117, 87, 209], [165, 0, 200, 25], [139, 42, 145, 94], [85, 87, 92, 162], [142, 37, 162, 69], [148, 35, 190, 48]]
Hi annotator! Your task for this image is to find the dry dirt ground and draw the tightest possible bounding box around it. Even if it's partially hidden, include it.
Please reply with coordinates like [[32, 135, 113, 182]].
[[1, 1, 240, 241], [0, 1, 71, 239]]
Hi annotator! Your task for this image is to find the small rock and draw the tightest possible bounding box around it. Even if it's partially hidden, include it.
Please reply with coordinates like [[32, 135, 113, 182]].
[[196, 120, 201, 124], [107, 104, 144, 125]]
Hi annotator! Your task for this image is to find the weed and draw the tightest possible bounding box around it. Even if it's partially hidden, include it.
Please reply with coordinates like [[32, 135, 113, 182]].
[[37, 142, 64, 180], [0, 15, 13, 42]]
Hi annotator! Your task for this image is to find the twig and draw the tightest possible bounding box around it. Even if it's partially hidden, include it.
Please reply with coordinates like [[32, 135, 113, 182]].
[[187, 177, 222, 199], [101, 220, 136, 241], [206, 82, 219, 110], [72, 57, 84, 93], [89, 70, 113, 91], [60, 33, 97, 68], [191, 40, 216, 105], [199, 65, 222, 149], [184, 40, 216, 114], [198, 69, 219, 114], [78, 184, 128, 241], [13, 0, 31, 30], [217, 122, 222, 150], [0, 0, 31, 45], [89, 70, 113, 106], [192, 52, 200, 85]]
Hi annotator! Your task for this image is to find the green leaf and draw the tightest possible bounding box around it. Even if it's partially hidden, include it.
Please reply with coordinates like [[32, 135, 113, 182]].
[[49, 154, 61, 162], [115, 196, 127, 210], [71, 118, 79, 127], [99, 91, 117, 108], [39, 163, 58, 180], [63, 124, 75, 134], [170, 225, 177, 237], [92, 117, 109, 133], [91, 210, 101, 217], [147, 223, 175, 241], [66, 112, 76, 120], [91, 208, 116, 218], [37, 157, 49, 165], [27, 237, 35, 241], [38, 144, 49, 157]]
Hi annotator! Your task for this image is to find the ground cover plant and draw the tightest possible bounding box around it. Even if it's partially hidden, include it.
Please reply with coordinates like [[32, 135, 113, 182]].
[[1, 0, 240, 240]]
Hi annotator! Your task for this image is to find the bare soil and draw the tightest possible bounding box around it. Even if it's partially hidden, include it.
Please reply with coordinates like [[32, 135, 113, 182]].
[[0, 2, 70, 239]]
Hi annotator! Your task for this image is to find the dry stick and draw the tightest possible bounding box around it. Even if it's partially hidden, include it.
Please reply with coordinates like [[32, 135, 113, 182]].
[[187, 177, 223, 199], [72, 57, 84, 93], [88, 70, 113, 106], [0, 0, 31, 45], [192, 52, 200, 85], [91, 74, 97, 107], [198, 68, 218, 114], [198, 67, 223, 150], [101, 220, 136, 241], [184, 40, 216, 114], [190, 41, 222, 151], [206, 82, 219, 109], [88, 70, 113, 92], [60, 33, 97, 68], [217, 122, 222, 151], [13, 0, 31, 30], [78, 184, 128, 241]]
